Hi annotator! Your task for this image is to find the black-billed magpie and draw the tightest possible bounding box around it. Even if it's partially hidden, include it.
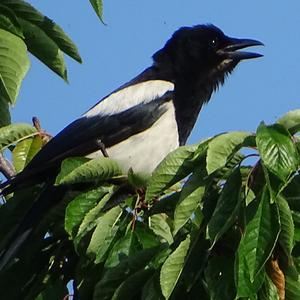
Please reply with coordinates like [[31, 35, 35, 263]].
[[0, 24, 262, 194], [0, 24, 262, 269]]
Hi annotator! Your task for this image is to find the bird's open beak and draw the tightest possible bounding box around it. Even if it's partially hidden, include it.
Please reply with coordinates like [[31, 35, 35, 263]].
[[218, 37, 264, 60]]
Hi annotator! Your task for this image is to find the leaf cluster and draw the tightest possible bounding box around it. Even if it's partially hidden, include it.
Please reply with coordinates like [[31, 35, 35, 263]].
[[0, 0, 100, 127], [1, 110, 300, 299]]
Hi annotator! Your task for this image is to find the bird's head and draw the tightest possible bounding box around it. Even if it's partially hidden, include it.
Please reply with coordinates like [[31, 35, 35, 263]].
[[153, 24, 263, 83]]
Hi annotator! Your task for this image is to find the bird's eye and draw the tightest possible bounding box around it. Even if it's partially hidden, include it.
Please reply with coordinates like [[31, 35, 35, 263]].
[[209, 38, 218, 49]]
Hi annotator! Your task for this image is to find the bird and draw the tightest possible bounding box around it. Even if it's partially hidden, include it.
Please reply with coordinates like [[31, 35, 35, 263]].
[[0, 24, 263, 270]]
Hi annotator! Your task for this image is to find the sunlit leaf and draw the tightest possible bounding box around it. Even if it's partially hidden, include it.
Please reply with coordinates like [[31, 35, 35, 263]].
[[55, 156, 122, 185], [149, 214, 173, 244], [2, 0, 81, 62], [173, 169, 206, 235], [146, 141, 208, 202], [256, 122, 298, 181], [206, 131, 250, 175], [277, 109, 300, 134], [65, 187, 109, 238], [160, 235, 190, 299], [0, 123, 37, 151], [86, 206, 122, 263], [276, 195, 294, 257], [74, 187, 115, 246], [12, 135, 42, 172], [0, 28, 29, 105]]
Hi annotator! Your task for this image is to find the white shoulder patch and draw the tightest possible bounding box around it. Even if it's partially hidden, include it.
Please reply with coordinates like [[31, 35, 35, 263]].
[[84, 80, 174, 117]]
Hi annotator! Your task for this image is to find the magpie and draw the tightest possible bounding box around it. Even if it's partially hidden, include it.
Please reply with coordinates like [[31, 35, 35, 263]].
[[0, 24, 262, 269]]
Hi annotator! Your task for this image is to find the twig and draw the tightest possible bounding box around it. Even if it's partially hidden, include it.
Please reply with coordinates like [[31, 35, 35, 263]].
[[0, 153, 15, 179]]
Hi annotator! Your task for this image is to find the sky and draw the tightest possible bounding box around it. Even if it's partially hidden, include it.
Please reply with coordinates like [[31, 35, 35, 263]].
[[12, 1, 300, 146]]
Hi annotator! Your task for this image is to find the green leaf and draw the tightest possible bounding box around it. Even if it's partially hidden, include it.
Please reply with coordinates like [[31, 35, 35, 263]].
[[293, 212, 300, 242], [0, 95, 10, 127], [142, 275, 163, 300], [206, 131, 250, 175], [208, 168, 242, 246], [0, 4, 23, 37], [105, 230, 139, 268], [235, 253, 266, 298], [86, 206, 122, 263], [55, 157, 89, 184], [238, 188, 280, 282], [173, 169, 206, 235], [160, 235, 190, 299], [12, 135, 42, 172], [277, 109, 300, 134], [276, 195, 294, 257], [283, 174, 300, 211], [285, 268, 300, 300], [150, 247, 172, 270], [93, 247, 158, 299], [55, 156, 122, 185], [0, 123, 37, 151], [65, 187, 109, 238], [192, 207, 204, 229], [19, 19, 68, 81], [149, 214, 173, 244], [258, 275, 280, 300], [135, 225, 161, 249], [204, 256, 235, 300], [146, 142, 208, 202], [147, 192, 180, 217], [112, 269, 154, 300], [2, 0, 81, 62], [75, 187, 115, 246], [256, 122, 299, 181], [89, 0, 105, 23], [0, 28, 29, 105], [55, 156, 89, 182]]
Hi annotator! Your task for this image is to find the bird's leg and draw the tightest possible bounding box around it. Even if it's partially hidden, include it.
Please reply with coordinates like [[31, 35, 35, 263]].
[[32, 116, 52, 144], [95, 139, 109, 157], [0, 153, 15, 179]]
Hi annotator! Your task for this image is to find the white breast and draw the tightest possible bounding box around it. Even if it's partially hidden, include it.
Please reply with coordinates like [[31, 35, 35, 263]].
[[87, 101, 179, 173]]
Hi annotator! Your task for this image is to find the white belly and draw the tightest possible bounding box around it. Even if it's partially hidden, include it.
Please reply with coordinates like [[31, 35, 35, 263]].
[[87, 101, 179, 173]]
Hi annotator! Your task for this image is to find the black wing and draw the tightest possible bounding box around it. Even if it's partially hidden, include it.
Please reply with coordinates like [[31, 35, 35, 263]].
[[0, 91, 173, 194]]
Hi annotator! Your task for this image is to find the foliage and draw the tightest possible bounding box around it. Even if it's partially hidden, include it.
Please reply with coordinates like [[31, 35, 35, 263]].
[[0, 1, 300, 300], [0, 0, 82, 127], [1, 111, 300, 299]]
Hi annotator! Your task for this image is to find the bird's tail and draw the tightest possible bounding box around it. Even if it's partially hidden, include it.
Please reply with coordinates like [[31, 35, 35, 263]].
[[0, 169, 42, 197], [0, 184, 67, 271]]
